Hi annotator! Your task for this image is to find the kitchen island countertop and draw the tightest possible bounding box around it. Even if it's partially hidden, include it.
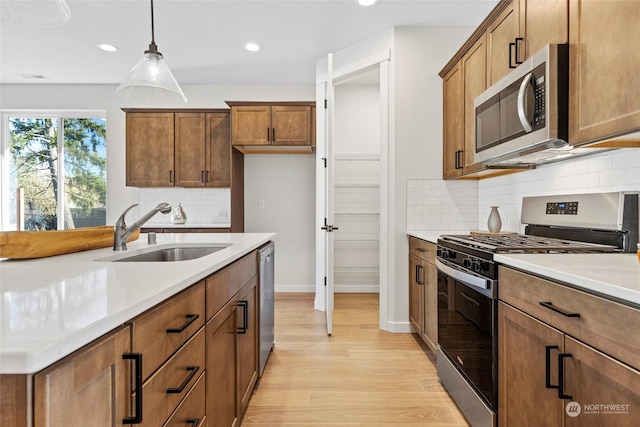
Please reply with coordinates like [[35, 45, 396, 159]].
[[0, 232, 274, 374]]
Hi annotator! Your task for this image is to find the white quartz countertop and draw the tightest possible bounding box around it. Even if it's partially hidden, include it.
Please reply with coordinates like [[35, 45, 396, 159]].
[[407, 230, 470, 244], [0, 232, 275, 374], [495, 252, 640, 307]]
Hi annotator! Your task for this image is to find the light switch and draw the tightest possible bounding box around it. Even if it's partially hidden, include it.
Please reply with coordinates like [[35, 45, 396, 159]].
[[258, 200, 265, 209]]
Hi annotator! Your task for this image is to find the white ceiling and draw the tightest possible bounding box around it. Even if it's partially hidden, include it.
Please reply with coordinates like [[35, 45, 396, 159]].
[[0, 0, 498, 85]]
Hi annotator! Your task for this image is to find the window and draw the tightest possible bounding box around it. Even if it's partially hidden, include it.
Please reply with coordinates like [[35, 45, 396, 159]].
[[1, 111, 107, 231]]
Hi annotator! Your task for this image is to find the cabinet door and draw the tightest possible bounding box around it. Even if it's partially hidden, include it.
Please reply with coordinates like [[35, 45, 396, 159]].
[[462, 34, 488, 175], [271, 106, 312, 146], [408, 254, 423, 335], [206, 298, 240, 427], [126, 112, 175, 187], [442, 61, 465, 179], [565, 336, 640, 426], [420, 261, 437, 353], [519, 0, 567, 59], [175, 112, 207, 187], [498, 302, 564, 427], [237, 277, 259, 415], [231, 106, 271, 146], [34, 326, 133, 427], [487, 1, 520, 86], [569, 0, 640, 145], [207, 112, 231, 187]]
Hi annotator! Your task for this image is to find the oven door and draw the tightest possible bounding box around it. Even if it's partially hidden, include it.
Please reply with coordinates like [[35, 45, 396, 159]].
[[436, 258, 498, 410]]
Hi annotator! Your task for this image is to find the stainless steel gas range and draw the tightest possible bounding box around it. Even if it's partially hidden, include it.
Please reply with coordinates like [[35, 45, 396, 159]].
[[435, 191, 639, 427]]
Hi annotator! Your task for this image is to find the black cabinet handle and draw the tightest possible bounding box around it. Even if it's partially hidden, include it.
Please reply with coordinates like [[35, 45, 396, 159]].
[[237, 301, 248, 334], [169, 170, 174, 183], [545, 345, 559, 389], [509, 42, 517, 69], [166, 314, 199, 334], [539, 302, 580, 318], [515, 37, 524, 65], [267, 128, 270, 141], [416, 264, 425, 285], [167, 366, 199, 394], [558, 353, 573, 399], [201, 171, 205, 183], [272, 128, 276, 142], [186, 419, 200, 427], [123, 353, 143, 424], [205, 170, 209, 183]]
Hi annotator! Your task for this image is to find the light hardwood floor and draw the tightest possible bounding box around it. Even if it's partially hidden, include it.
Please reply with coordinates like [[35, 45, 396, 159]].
[[243, 293, 469, 426]]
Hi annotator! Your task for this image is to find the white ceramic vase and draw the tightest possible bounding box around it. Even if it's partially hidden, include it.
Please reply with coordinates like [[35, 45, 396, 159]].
[[171, 203, 187, 224], [487, 206, 502, 233]]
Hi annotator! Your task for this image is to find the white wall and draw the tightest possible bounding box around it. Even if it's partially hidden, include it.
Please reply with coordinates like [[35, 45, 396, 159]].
[[244, 154, 316, 291], [0, 83, 316, 289]]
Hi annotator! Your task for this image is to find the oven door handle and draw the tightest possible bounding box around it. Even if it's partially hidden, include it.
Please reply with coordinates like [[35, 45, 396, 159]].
[[435, 258, 493, 291]]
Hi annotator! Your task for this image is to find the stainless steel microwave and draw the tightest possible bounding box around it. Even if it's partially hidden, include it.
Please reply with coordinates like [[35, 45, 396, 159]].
[[474, 44, 569, 166]]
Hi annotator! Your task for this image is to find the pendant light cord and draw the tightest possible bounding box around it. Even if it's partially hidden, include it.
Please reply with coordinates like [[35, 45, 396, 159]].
[[150, 0, 155, 45], [146, 0, 160, 55]]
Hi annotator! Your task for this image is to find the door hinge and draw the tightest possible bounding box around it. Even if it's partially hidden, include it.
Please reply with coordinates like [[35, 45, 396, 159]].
[[324, 276, 327, 287], [321, 157, 327, 168], [324, 99, 327, 108]]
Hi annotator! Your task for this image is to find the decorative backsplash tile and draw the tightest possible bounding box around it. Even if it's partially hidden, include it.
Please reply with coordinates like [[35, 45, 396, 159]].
[[407, 179, 478, 231], [139, 188, 230, 226]]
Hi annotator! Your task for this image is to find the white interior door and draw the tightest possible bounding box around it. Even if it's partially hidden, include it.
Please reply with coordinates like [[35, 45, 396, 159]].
[[323, 54, 336, 336]]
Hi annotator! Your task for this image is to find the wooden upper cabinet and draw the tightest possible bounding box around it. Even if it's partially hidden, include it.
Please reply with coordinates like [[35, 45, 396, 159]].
[[519, 0, 567, 59], [271, 106, 312, 146], [126, 112, 175, 187], [124, 109, 233, 188], [487, 1, 520, 86], [228, 102, 315, 152], [230, 105, 271, 146], [207, 112, 232, 187], [442, 62, 464, 179], [569, 0, 640, 146], [33, 326, 133, 427], [462, 33, 488, 175], [175, 112, 207, 187]]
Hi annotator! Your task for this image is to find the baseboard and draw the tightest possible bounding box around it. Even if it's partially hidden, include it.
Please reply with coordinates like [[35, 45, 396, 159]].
[[382, 319, 413, 333]]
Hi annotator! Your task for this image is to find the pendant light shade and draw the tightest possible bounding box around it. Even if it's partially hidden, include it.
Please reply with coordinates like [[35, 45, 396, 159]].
[[116, 0, 187, 106]]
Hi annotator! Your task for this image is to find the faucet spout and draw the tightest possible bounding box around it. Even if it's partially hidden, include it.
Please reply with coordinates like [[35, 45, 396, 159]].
[[114, 202, 171, 251]]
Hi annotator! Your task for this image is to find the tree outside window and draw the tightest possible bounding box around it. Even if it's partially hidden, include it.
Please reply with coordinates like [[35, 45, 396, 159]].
[[5, 114, 107, 231]]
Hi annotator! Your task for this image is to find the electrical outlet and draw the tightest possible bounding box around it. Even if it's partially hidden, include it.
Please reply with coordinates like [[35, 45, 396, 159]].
[[258, 200, 265, 209]]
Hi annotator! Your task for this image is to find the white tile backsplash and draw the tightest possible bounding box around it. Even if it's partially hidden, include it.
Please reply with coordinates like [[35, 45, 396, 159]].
[[139, 188, 230, 226], [407, 149, 640, 234]]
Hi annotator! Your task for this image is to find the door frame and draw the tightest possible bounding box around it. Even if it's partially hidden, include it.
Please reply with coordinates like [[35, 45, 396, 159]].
[[315, 49, 391, 331]]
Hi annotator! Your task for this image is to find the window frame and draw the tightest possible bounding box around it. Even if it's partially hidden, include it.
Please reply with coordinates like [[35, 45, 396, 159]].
[[1, 109, 107, 231]]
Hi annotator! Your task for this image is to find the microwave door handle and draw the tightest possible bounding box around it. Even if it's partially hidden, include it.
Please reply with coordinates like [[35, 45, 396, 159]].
[[517, 72, 534, 133]]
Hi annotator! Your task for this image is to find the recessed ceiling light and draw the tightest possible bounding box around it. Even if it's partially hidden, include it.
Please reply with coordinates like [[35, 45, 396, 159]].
[[355, 0, 379, 6], [98, 43, 119, 52], [244, 42, 261, 52]]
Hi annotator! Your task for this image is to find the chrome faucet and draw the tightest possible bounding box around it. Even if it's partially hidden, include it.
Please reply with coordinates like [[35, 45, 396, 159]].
[[114, 203, 171, 251]]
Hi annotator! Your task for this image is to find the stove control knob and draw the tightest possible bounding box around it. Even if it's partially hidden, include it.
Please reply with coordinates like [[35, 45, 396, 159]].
[[463, 258, 472, 268], [437, 249, 451, 259], [471, 260, 483, 272]]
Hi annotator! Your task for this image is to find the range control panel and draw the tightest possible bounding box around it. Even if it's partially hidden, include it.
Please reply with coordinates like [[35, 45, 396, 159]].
[[546, 201, 578, 215]]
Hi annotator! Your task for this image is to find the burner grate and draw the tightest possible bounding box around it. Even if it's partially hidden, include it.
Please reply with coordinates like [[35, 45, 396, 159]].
[[441, 234, 617, 254]]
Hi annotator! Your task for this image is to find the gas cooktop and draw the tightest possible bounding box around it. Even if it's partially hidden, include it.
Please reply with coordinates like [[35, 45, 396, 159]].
[[439, 234, 618, 254]]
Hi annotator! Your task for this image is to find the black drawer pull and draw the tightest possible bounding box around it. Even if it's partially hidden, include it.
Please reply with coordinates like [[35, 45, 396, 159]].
[[509, 41, 517, 68], [514, 37, 524, 65], [558, 353, 573, 400], [186, 419, 200, 427], [123, 353, 143, 424], [167, 366, 199, 394], [167, 314, 199, 334], [539, 302, 580, 318], [416, 247, 427, 252], [416, 264, 425, 285], [545, 345, 559, 389]]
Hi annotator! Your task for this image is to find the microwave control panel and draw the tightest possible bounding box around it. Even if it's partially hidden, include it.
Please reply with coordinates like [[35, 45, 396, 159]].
[[532, 63, 546, 130]]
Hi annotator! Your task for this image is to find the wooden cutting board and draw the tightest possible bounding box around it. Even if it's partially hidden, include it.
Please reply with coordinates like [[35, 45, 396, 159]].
[[0, 226, 140, 259]]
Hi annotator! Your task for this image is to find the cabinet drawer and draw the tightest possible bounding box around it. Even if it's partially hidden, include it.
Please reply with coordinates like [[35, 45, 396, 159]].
[[409, 237, 436, 263], [163, 371, 206, 427], [499, 266, 640, 371], [131, 282, 205, 380], [206, 251, 257, 320], [141, 328, 205, 427]]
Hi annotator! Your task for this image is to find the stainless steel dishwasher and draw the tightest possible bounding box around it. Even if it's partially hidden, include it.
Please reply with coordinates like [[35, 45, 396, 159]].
[[258, 242, 274, 376]]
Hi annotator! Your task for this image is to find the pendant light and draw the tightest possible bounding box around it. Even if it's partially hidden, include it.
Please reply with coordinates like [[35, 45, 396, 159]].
[[116, 0, 187, 106]]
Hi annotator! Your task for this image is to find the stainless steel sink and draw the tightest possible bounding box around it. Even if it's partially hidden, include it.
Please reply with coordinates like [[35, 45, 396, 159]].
[[115, 246, 224, 262], [95, 244, 231, 262]]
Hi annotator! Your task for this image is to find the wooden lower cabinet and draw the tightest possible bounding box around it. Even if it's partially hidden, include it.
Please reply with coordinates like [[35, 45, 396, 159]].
[[408, 237, 437, 353], [499, 302, 640, 426], [206, 297, 240, 427], [33, 326, 133, 427], [164, 371, 207, 427], [237, 277, 259, 414]]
